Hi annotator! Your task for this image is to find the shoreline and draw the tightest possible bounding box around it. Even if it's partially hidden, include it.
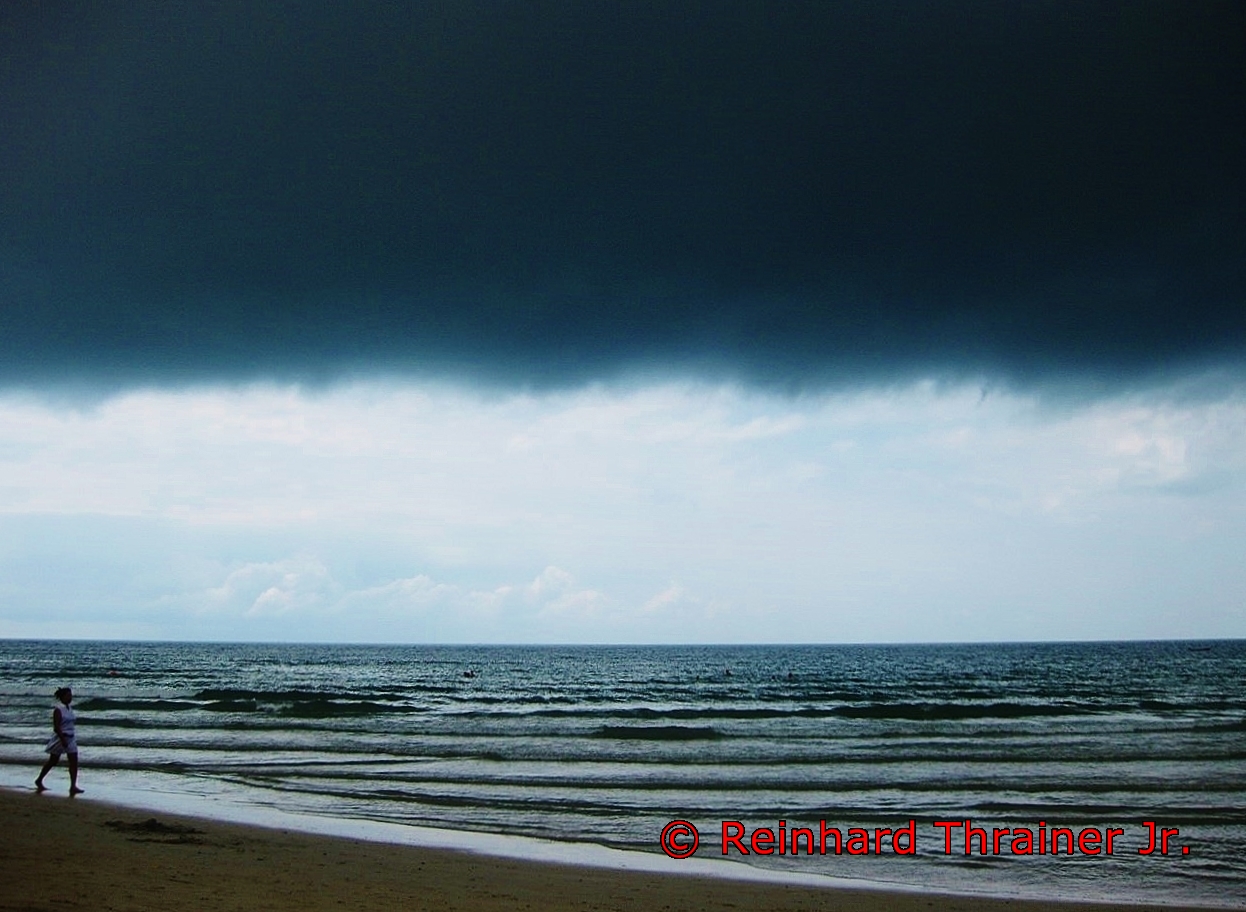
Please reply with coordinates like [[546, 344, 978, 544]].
[[2, 787, 1235, 912], [5, 640, 1241, 908]]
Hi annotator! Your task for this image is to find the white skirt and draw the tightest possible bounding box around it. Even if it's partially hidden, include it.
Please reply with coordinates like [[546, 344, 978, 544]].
[[45, 735, 77, 755]]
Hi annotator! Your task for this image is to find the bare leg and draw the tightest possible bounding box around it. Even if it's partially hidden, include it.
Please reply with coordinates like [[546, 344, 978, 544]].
[[68, 753, 82, 794], [35, 753, 58, 791]]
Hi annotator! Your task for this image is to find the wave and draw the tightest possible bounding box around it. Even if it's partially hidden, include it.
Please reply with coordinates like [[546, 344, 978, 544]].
[[277, 699, 411, 718], [829, 701, 1126, 721], [203, 700, 259, 712], [592, 725, 721, 740], [458, 701, 1141, 723], [193, 688, 412, 703], [77, 698, 201, 712], [70, 690, 1246, 726], [77, 691, 418, 717]]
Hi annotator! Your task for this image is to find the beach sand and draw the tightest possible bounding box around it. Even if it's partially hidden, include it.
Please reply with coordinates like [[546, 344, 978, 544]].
[[0, 789, 1223, 912]]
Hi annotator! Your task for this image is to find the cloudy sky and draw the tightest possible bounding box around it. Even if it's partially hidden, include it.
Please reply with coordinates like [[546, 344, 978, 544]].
[[1, 1, 1243, 642]]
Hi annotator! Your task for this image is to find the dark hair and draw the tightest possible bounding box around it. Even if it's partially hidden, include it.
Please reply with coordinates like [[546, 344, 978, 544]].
[[54, 687, 72, 700]]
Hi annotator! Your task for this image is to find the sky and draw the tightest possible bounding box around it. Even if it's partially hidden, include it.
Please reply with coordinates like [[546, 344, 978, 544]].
[[1, 1, 1244, 643]]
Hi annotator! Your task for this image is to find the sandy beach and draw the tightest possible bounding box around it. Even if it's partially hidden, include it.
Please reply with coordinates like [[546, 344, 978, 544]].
[[0, 788, 1227, 912]]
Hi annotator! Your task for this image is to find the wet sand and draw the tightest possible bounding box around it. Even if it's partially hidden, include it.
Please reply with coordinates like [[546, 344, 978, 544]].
[[0, 788, 1225, 912]]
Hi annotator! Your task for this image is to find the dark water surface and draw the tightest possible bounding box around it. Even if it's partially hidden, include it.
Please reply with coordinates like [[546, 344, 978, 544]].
[[1, 640, 1243, 906]]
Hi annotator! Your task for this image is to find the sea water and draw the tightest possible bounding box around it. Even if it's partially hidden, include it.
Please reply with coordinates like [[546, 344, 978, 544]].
[[0, 640, 1243, 907]]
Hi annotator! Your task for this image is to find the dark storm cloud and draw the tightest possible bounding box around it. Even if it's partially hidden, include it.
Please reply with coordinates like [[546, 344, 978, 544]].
[[1, 1, 1243, 388]]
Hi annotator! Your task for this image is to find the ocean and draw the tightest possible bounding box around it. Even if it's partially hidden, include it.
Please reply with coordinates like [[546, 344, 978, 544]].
[[1, 639, 1243, 907]]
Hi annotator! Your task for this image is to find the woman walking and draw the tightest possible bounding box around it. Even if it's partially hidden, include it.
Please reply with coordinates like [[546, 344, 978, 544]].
[[35, 687, 82, 795]]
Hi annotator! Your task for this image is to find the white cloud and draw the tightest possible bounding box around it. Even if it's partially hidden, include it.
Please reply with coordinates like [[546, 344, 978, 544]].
[[0, 378, 1244, 642], [166, 562, 625, 642], [202, 557, 338, 617]]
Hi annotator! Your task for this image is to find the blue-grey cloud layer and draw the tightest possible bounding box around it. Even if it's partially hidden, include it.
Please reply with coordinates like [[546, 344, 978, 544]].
[[2, 1, 1243, 386]]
